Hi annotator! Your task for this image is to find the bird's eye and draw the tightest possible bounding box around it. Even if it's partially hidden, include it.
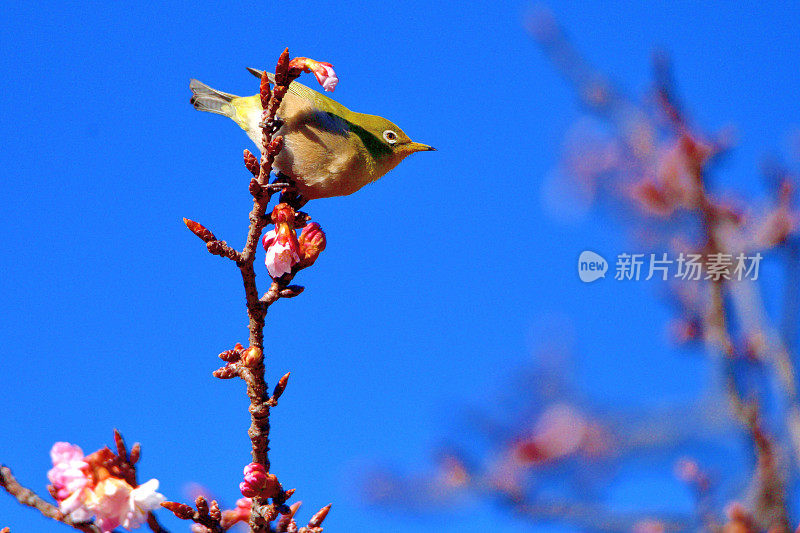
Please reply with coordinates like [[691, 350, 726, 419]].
[[383, 130, 398, 144]]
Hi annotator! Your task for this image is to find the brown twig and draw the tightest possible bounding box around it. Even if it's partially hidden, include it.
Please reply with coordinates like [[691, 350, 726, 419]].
[[0, 466, 101, 533], [236, 51, 300, 533], [161, 497, 224, 533], [186, 48, 309, 533]]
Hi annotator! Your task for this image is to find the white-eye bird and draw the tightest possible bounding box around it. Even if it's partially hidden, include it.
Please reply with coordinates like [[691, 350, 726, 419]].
[[190, 69, 435, 203]]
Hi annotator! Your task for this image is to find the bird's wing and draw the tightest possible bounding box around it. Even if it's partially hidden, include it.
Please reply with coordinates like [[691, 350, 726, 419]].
[[246, 68, 351, 118]]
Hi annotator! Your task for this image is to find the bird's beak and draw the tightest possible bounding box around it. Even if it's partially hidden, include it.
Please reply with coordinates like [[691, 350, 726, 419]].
[[407, 141, 436, 153]]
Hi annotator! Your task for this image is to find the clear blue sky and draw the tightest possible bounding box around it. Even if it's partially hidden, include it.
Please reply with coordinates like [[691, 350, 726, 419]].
[[1, 1, 799, 532]]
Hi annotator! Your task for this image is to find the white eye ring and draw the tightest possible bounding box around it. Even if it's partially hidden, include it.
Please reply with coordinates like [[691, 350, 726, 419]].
[[383, 130, 398, 144]]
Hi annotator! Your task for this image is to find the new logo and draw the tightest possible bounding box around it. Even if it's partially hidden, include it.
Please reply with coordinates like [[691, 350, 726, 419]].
[[578, 251, 607, 283]]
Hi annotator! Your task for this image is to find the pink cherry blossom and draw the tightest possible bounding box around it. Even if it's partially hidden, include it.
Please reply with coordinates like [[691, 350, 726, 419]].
[[85, 477, 165, 532], [47, 442, 93, 519], [50, 442, 85, 466], [262, 228, 301, 278], [288, 57, 339, 92], [317, 63, 339, 92]]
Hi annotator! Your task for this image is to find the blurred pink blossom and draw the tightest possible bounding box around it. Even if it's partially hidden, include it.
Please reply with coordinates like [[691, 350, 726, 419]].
[[48, 442, 91, 501], [85, 477, 164, 532], [47, 442, 93, 520]]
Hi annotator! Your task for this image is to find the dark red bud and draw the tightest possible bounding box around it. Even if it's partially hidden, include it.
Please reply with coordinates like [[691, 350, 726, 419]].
[[213, 364, 239, 379], [287, 500, 301, 516], [129, 443, 140, 465], [209, 500, 221, 521], [184, 218, 216, 243], [275, 48, 291, 86], [308, 504, 332, 527], [273, 85, 288, 101], [260, 71, 272, 109], [271, 203, 295, 225], [113, 429, 127, 458], [218, 348, 240, 363], [267, 136, 284, 157], [162, 501, 196, 520], [272, 372, 291, 401], [244, 150, 260, 177], [279, 286, 304, 298], [294, 212, 312, 227], [298, 223, 326, 268]]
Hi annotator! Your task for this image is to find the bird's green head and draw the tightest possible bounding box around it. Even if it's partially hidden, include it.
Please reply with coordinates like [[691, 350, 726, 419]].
[[346, 112, 435, 169]]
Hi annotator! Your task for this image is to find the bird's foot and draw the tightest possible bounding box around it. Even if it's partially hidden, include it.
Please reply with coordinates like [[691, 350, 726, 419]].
[[270, 116, 284, 134], [266, 174, 307, 209], [265, 182, 291, 193], [266, 172, 292, 192], [259, 115, 285, 134]]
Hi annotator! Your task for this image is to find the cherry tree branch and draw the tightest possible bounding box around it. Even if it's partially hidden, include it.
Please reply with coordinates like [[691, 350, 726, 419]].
[[0, 466, 101, 533], [178, 48, 331, 533]]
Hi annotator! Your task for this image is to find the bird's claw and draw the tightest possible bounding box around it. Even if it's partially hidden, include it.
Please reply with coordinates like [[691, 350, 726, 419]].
[[267, 172, 293, 191], [265, 182, 291, 193], [266, 173, 307, 209], [262, 115, 283, 134]]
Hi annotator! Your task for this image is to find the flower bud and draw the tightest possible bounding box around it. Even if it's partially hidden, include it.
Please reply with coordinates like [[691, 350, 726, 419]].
[[240, 346, 263, 368], [308, 503, 332, 527], [244, 150, 260, 177], [274, 48, 291, 87], [297, 223, 326, 269], [184, 218, 216, 243], [213, 364, 239, 379], [262, 218, 301, 279], [163, 501, 196, 520], [239, 463, 280, 498], [271, 203, 295, 225], [271, 372, 291, 402], [267, 136, 284, 157], [259, 70, 272, 109], [288, 57, 338, 92]]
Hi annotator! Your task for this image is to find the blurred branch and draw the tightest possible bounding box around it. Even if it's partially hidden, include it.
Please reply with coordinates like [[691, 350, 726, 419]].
[[511, 499, 690, 532], [362, 9, 800, 531]]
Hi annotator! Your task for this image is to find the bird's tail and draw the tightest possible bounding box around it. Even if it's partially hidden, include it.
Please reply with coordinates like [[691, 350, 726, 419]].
[[189, 79, 238, 118]]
